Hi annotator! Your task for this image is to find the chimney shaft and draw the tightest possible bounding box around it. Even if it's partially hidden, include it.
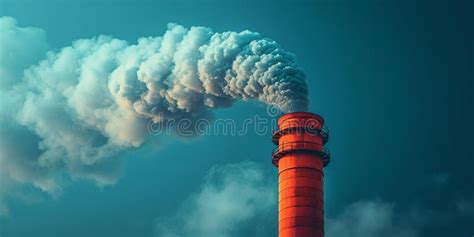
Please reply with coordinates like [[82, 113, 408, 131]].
[[272, 112, 329, 237]]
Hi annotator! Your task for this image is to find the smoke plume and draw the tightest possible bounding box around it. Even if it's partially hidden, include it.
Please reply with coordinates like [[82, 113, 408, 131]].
[[0, 16, 307, 212]]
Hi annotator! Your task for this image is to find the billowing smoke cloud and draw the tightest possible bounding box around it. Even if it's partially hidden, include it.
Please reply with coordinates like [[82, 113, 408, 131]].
[[155, 161, 276, 237], [0, 17, 307, 214]]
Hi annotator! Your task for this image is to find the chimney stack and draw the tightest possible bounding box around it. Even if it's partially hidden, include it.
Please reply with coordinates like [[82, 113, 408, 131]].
[[272, 112, 330, 237]]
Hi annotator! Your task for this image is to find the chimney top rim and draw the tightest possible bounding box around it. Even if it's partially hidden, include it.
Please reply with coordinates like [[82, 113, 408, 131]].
[[277, 112, 325, 125]]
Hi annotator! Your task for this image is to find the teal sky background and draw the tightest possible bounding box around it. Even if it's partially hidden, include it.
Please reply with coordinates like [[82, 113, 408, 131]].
[[0, 0, 473, 237]]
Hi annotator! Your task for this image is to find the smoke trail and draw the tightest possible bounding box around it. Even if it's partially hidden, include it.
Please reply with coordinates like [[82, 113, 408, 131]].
[[0, 17, 307, 208]]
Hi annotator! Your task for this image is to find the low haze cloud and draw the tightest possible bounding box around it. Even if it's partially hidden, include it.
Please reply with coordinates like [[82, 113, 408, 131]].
[[154, 166, 444, 237], [155, 161, 276, 237], [326, 200, 419, 237]]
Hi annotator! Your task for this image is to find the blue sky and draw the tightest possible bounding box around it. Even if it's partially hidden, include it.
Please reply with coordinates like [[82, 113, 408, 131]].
[[0, 0, 473, 237]]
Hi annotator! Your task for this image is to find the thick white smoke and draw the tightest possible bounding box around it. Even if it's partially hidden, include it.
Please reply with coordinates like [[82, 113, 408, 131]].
[[0, 17, 308, 212]]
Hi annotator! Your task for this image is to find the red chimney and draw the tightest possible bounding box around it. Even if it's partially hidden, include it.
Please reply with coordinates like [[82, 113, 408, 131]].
[[272, 112, 329, 237]]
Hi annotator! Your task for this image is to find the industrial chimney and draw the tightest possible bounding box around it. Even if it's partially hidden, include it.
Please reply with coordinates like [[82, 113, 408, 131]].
[[272, 112, 330, 237]]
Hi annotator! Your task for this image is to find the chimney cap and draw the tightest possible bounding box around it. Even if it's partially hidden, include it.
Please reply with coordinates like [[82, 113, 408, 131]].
[[277, 112, 325, 126]]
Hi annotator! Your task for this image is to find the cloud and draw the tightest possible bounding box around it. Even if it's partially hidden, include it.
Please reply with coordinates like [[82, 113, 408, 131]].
[[456, 195, 474, 216], [0, 16, 48, 88], [326, 200, 419, 237], [154, 161, 276, 237], [0, 16, 307, 215], [153, 167, 446, 237], [0, 17, 52, 216]]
